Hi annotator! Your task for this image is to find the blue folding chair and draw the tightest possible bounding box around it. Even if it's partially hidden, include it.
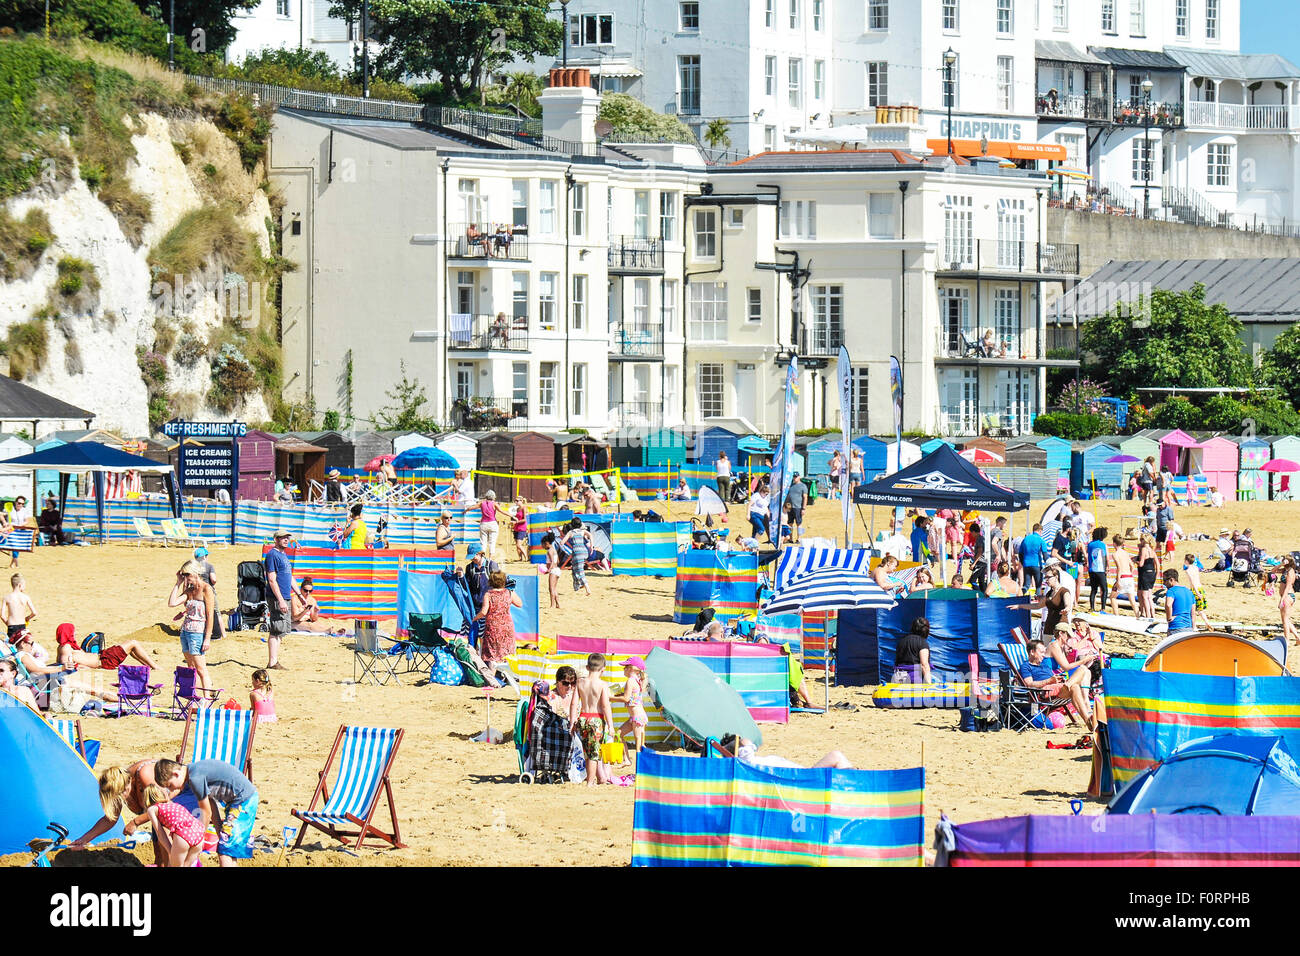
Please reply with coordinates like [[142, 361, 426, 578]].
[[178, 706, 257, 781], [292, 725, 406, 850]]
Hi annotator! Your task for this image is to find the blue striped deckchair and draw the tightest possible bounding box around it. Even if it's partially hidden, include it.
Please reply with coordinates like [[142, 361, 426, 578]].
[[177, 707, 257, 781], [50, 718, 87, 761], [292, 725, 406, 850]]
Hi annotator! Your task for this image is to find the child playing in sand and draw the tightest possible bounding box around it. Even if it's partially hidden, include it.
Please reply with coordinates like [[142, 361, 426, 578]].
[[569, 653, 615, 786], [613, 656, 648, 765], [542, 532, 562, 609], [250, 669, 276, 723], [154, 758, 258, 867], [142, 784, 205, 868], [1, 574, 35, 639]]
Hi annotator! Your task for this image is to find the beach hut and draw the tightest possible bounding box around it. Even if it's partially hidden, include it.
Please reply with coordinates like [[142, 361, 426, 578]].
[[1033, 435, 1072, 476], [1158, 429, 1197, 473], [286, 431, 349, 470], [0, 434, 34, 500], [475, 433, 516, 501], [1182, 436, 1238, 499], [1232, 435, 1271, 500], [606, 426, 647, 469], [430, 430, 481, 474], [799, 433, 842, 480], [510, 432, 564, 501], [556, 433, 611, 474], [691, 423, 744, 467], [1004, 440, 1047, 469], [236, 429, 277, 500], [852, 435, 889, 480], [1119, 430, 1160, 467], [274, 435, 327, 493], [959, 435, 1007, 465], [350, 431, 396, 471], [1071, 439, 1121, 499], [645, 426, 688, 469], [1269, 435, 1300, 500], [884, 439, 921, 474], [392, 431, 439, 456], [123, 437, 176, 494], [919, 438, 950, 456]]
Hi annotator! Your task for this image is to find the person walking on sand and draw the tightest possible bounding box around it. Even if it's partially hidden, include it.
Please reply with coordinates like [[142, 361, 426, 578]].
[[474, 570, 522, 687], [715, 451, 732, 505], [167, 560, 215, 694], [1182, 554, 1212, 630], [561, 518, 593, 597], [263, 530, 295, 670], [1, 573, 35, 639], [1110, 534, 1138, 617], [569, 653, 616, 786], [542, 532, 562, 609]]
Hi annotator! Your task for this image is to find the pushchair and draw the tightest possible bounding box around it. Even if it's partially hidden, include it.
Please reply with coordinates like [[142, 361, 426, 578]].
[[515, 683, 581, 784], [235, 560, 270, 631], [1226, 538, 1262, 588], [730, 472, 750, 504]]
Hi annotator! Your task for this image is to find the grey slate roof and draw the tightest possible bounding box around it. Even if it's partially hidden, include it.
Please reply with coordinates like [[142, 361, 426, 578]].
[[1090, 46, 1185, 70], [0, 378, 95, 423], [1036, 40, 1107, 65], [1054, 258, 1300, 324], [1165, 48, 1300, 80]]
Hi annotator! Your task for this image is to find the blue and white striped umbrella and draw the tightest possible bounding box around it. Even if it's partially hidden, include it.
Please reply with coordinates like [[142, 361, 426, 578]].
[[763, 566, 896, 616]]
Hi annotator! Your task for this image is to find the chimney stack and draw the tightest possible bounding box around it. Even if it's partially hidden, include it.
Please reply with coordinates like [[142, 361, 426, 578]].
[[539, 68, 600, 147]]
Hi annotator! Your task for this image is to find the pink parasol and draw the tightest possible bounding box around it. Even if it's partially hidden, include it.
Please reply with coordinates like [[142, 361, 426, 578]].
[[364, 455, 396, 472], [959, 447, 1005, 465], [1262, 459, 1300, 473]]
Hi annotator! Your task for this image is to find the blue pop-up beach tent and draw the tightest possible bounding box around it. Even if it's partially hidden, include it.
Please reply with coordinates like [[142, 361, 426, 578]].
[[1108, 735, 1300, 816], [0, 442, 179, 541]]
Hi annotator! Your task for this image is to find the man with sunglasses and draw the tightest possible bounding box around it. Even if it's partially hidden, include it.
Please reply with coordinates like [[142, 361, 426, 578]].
[[3, 496, 33, 568]]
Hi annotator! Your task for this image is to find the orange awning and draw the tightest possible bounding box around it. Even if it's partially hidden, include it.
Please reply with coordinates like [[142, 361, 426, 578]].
[[927, 139, 1067, 161]]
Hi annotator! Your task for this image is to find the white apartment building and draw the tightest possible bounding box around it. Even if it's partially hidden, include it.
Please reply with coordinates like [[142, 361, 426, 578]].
[[270, 71, 703, 433], [683, 142, 1079, 438], [223, 0, 361, 71]]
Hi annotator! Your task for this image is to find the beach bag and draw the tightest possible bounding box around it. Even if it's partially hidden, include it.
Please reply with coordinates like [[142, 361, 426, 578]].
[[228, 610, 242, 632], [429, 647, 464, 686], [445, 637, 487, 687]]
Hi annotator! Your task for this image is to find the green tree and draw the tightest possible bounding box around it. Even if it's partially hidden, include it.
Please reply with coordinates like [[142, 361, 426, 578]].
[[134, 0, 259, 53], [1260, 321, 1300, 410], [1200, 394, 1247, 432], [499, 70, 543, 113], [373, 362, 439, 432], [598, 92, 694, 142], [1079, 284, 1253, 399], [327, 0, 560, 101], [703, 117, 732, 151], [234, 47, 341, 80], [1150, 396, 1202, 430]]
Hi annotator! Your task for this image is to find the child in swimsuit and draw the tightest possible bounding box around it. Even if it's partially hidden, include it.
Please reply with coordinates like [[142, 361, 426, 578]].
[[569, 653, 614, 786], [249, 669, 276, 724], [614, 656, 649, 767], [143, 784, 205, 868]]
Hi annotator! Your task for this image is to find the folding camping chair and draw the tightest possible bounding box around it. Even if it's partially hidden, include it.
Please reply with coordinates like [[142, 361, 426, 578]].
[[171, 666, 223, 719], [400, 613, 446, 673], [113, 665, 162, 718], [132, 517, 167, 547], [291, 725, 406, 850], [353, 622, 402, 686], [997, 642, 1073, 732], [178, 706, 257, 781], [587, 472, 613, 500]]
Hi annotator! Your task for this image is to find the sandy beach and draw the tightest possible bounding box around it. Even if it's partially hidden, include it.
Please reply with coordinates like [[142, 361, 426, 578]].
[[1, 494, 1291, 867]]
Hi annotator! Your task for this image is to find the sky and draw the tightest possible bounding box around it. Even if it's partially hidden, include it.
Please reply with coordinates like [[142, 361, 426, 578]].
[[1240, 0, 1300, 62]]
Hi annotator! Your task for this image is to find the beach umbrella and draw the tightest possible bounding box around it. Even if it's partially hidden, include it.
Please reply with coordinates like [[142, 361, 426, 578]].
[[645, 648, 761, 747], [392, 446, 458, 472], [1108, 735, 1300, 816], [364, 454, 394, 472], [1048, 166, 1092, 180], [959, 447, 1004, 466], [1105, 454, 1140, 464], [763, 566, 896, 616], [1262, 459, 1300, 473]]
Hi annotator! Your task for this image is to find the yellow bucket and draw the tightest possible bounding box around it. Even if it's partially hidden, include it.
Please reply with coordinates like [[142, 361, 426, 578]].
[[600, 740, 625, 764]]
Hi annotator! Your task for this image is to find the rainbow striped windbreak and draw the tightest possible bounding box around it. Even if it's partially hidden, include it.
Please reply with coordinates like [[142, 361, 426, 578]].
[[673, 551, 759, 624], [266, 546, 453, 619], [611, 522, 683, 577], [508, 650, 675, 743], [1106, 670, 1300, 786], [631, 751, 925, 867]]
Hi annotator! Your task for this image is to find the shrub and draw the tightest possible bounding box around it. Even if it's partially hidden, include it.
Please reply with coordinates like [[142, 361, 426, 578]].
[[5, 319, 50, 379], [1201, 394, 1247, 433], [208, 343, 257, 412], [323, 409, 341, 430], [0, 208, 54, 280], [136, 347, 168, 392], [1150, 396, 1202, 430], [173, 332, 205, 367], [1031, 411, 1118, 441]]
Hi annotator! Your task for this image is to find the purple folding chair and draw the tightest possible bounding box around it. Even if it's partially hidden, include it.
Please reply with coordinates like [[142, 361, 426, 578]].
[[113, 665, 162, 718], [172, 666, 223, 719]]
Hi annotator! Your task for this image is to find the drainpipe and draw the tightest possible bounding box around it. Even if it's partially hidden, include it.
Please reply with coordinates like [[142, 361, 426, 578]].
[[565, 166, 574, 430], [899, 179, 909, 428], [441, 157, 451, 420]]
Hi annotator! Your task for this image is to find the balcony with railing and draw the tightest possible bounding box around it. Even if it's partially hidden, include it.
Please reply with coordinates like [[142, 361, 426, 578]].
[[607, 237, 665, 273], [607, 401, 663, 428], [799, 325, 844, 357], [937, 239, 1079, 276], [450, 396, 530, 430], [1112, 100, 1183, 127], [448, 224, 529, 261], [1035, 90, 1111, 121], [1186, 101, 1298, 132], [939, 407, 1034, 438], [448, 314, 531, 352], [609, 324, 665, 359]]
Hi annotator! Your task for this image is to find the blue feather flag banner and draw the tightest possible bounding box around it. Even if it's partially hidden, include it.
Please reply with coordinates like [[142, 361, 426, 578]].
[[769, 357, 800, 532]]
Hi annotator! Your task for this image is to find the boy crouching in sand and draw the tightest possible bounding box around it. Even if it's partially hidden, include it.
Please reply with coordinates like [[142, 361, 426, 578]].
[[155, 758, 258, 867], [569, 653, 616, 786]]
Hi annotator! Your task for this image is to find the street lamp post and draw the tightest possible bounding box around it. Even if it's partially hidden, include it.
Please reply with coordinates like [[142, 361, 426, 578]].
[[362, 0, 370, 98], [943, 47, 957, 156], [561, 0, 570, 68], [1142, 74, 1154, 218]]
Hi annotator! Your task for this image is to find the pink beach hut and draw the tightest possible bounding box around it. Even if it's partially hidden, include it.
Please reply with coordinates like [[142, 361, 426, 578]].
[[1182, 436, 1239, 498], [1158, 429, 1197, 473]]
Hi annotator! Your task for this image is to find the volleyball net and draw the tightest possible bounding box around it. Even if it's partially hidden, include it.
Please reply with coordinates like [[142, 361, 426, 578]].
[[470, 467, 627, 505]]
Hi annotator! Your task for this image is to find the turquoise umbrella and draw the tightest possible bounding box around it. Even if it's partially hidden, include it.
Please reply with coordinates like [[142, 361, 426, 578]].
[[645, 648, 762, 747]]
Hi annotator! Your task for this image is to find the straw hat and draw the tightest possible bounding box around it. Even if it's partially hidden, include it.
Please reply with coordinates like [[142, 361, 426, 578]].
[[327, 469, 341, 479]]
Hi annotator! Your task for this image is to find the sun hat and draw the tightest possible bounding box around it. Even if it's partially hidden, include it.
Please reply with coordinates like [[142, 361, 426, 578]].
[[274, 529, 292, 540], [624, 655, 647, 670], [194, 546, 209, 559], [327, 468, 341, 479]]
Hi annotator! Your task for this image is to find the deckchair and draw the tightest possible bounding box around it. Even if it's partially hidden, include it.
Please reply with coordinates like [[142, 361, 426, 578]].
[[132, 517, 167, 547], [998, 642, 1073, 732], [178, 706, 257, 781], [587, 472, 613, 499], [50, 717, 87, 761], [291, 725, 406, 850], [163, 518, 211, 549]]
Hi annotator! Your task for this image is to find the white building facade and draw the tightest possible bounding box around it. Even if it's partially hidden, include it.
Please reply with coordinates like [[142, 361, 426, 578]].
[[223, 0, 360, 71]]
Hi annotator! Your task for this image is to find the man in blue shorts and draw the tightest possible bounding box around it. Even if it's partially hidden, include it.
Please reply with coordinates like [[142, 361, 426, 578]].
[[1163, 568, 1195, 633]]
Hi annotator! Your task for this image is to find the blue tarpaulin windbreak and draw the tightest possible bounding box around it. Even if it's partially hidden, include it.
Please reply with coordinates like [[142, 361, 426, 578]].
[[0, 443, 179, 542]]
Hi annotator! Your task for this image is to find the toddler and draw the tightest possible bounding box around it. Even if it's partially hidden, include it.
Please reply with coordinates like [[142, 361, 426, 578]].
[[613, 656, 649, 764], [250, 669, 276, 723], [143, 784, 205, 868]]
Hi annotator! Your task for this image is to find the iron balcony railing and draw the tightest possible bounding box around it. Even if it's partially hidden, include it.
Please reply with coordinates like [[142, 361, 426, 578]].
[[799, 326, 844, 357], [449, 224, 529, 260], [607, 237, 665, 272], [938, 239, 1080, 275], [936, 329, 1037, 361], [1112, 99, 1184, 127], [1035, 91, 1111, 121], [448, 315, 531, 352], [607, 402, 663, 428], [609, 324, 665, 358]]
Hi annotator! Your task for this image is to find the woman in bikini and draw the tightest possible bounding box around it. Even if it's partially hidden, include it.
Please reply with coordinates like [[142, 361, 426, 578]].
[[542, 532, 562, 609], [1135, 532, 1159, 619], [290, 578, 349, 635], [1109, 534, 1138, 617]]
